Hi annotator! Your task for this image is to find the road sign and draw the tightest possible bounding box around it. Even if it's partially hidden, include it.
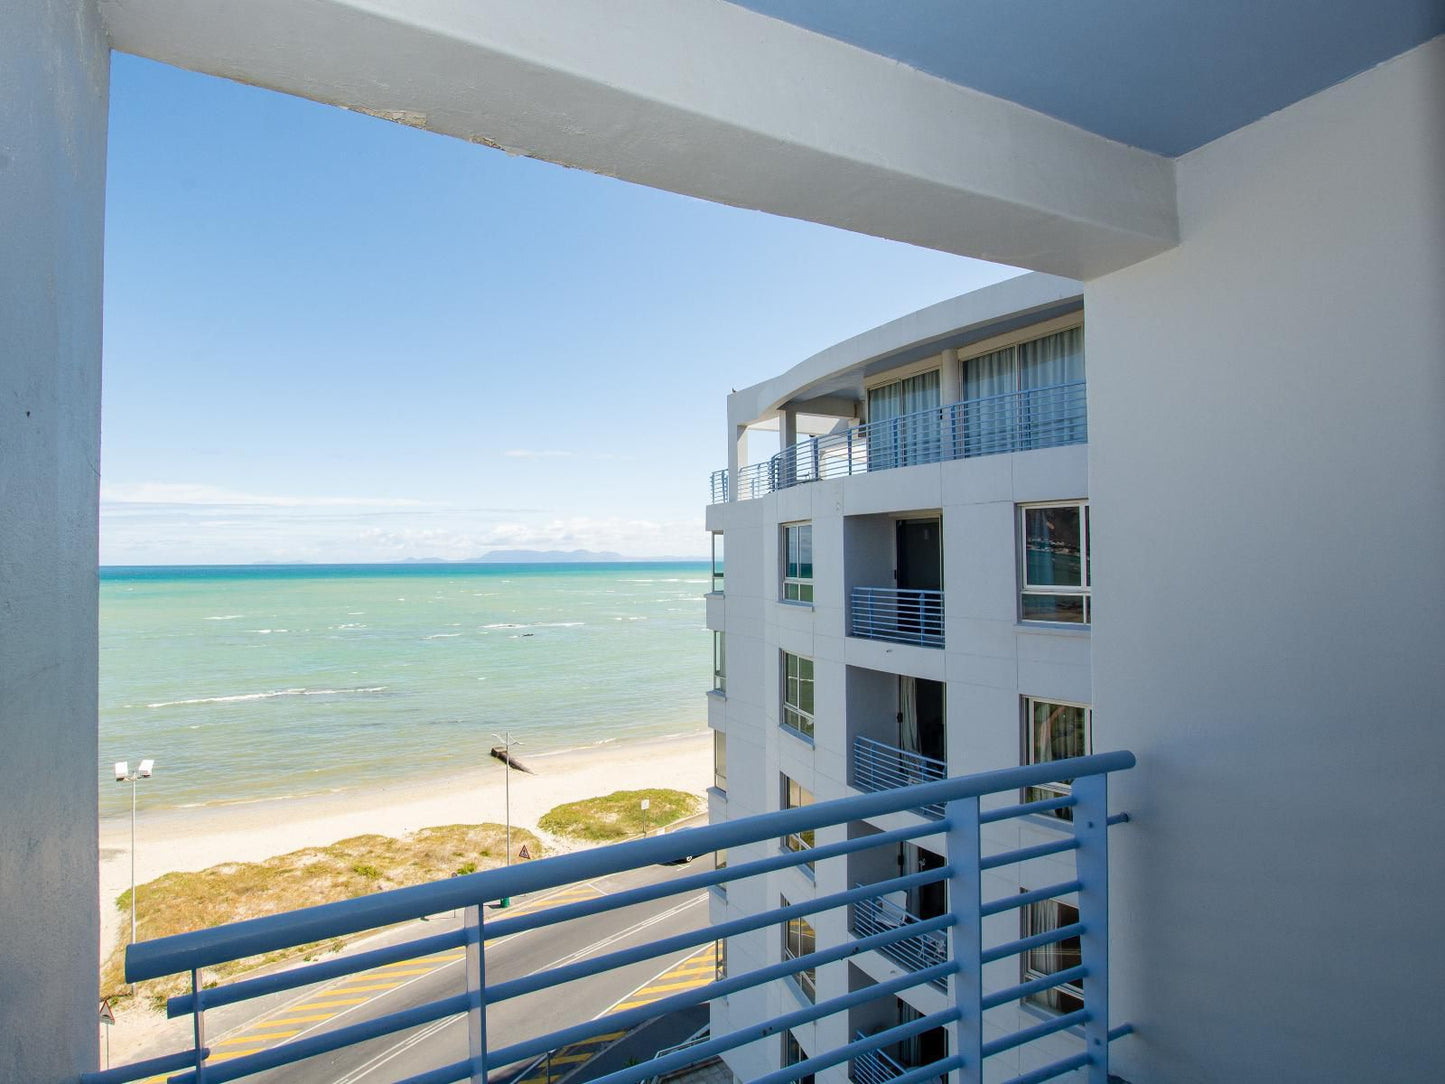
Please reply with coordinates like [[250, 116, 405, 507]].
[[640, 798, 650, 811], [518, 844, 531, 860], [99, 998, 115, 1026]]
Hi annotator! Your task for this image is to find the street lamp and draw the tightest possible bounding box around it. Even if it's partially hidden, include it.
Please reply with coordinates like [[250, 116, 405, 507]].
[[114, 758, 154, 947], [491, 731, 521, 907]]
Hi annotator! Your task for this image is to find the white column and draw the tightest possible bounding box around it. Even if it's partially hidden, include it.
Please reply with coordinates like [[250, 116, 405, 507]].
[[0, 2, 109, 1080], [938, 348, 961, 405]]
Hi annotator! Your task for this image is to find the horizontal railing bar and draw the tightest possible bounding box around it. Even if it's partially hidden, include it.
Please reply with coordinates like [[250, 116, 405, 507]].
[[750, 1009, 960, 1084], [981, 1008, 1091, 1058], [391, 1061, 472, 1084], [980, 965, 1090, 1011], [167, 928, 465, 1017], [980, 795, 1078, 823], [997, 1050, 1091, 1084], [128, 752, 1133, 980], [486, 914, 957, 1068], [1110, 1023, 1134, 1041], [486, 868, 951, 1004], [980, 880, 1083, 918], [579, 961, 959, 1084], [979, 837, 1080, 871], [1108, 812, 1130, 826], [981, 922, 1086, 966], [484, 819, 945, 942], [78, 1046, 211, 1084], [165, 992, 471, 1084]]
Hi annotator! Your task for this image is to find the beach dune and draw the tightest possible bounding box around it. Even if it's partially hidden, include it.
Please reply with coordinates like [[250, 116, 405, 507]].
[[98, 731, 711, 960]]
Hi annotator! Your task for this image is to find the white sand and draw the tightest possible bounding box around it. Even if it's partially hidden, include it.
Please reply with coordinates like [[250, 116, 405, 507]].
[[98, 730, 712, 959]]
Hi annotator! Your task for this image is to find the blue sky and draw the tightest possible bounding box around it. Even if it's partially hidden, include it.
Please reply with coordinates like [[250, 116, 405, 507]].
[[101, 55, 1015, 564]]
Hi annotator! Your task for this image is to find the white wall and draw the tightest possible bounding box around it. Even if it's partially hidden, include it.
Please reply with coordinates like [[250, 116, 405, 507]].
[[1087, 37, 1445, 1083], [0, 1, 109, 1079]]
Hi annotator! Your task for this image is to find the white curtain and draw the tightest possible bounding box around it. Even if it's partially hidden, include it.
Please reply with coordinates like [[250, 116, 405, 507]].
[[1018, 327, 1085, 447], [868, 371, 939, 468], [898, 676, 919, 759], [961, 347, 1017, 453]]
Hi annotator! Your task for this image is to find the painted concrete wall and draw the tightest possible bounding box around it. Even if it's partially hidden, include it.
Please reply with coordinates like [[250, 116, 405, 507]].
[[1087, 36, 1445, 1083], [0, 1, 109, 1080]]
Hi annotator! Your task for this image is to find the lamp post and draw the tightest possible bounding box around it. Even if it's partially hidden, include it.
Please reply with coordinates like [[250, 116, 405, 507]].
[[492, 732, 520, 907], [114, 759, 155, 947]]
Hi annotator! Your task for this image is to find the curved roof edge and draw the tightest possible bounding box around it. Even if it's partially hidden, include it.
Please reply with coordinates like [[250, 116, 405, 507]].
[[728, 271, 1083, 427]]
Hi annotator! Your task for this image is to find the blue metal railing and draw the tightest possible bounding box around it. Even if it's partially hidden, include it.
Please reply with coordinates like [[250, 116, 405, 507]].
[[84, 751, 1134, 1084], [851, 1037, 910, 1084], [707, 381, 1086, 503], [852, 736, 947, 819], [852, 893, 949, 987], [851, 586, 944, 647]]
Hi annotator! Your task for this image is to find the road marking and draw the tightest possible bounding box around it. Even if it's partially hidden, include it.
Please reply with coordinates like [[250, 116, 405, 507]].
[[514, 941, 720, 1084], [175, 880, 609, 1078]]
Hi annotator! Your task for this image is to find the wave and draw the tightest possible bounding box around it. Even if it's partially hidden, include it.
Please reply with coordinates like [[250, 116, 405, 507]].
[[423, 633, 462, 640], [204, 614, 245, 621], [255, 628, 289, 634], [147, 686, 388, 709]]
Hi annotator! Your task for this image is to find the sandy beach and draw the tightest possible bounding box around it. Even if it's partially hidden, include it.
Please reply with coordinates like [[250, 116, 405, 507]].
[[98, 730, 712, 959]]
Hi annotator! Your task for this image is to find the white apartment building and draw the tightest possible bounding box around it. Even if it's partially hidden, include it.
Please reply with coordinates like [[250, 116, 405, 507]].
[[705, 274, 1098, 1082]]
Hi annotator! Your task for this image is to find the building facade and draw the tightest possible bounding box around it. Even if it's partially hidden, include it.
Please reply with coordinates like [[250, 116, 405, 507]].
[[706, 275, 1099, 1082]]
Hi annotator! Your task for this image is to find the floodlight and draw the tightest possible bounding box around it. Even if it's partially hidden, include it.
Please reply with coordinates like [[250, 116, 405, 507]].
[[115, 761, 128, 782], [137, 759, 154, 778]]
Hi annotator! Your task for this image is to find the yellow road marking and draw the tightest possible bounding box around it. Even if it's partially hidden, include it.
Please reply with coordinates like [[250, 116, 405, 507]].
[[293, 997, 369, 1008], [327, 981, 403, 992], [368, 966, 438, 977], [261, 1012, 336, 1024]]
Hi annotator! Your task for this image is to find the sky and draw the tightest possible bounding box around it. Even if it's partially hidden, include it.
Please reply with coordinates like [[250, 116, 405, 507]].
[[101, 54, 1018, 565]]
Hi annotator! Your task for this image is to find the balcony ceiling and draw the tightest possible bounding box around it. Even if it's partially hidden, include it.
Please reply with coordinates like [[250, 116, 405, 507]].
[[727, 1, 1445, 156]]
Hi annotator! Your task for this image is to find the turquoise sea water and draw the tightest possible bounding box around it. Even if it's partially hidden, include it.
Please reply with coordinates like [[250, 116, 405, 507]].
[[99, 563, 710, 817]]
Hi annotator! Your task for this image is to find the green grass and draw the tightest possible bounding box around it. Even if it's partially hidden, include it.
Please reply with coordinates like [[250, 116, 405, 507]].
[[105, 822, 542, 1007], [538, 788, 701, 842]]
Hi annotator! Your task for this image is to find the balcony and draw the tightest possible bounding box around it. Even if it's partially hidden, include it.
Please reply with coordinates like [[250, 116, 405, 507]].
[[708, 380, 1086, 503], [852, 736, 947, 819], [851, 1040, 910, 1084], [851, 586, 944, 647], [86, 752, 1134, 1084], [852, 893, 949, 988]]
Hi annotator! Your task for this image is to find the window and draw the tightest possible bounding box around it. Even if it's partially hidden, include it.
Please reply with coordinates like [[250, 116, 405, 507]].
[[710, 532, 724, 594], [781, 774, 815, 868], [713, 730, 727, 792], [1023, 698, 1092, 820], [867, 370, 941, 470], [783, 1030, 815, 1084], [716, 937, 728, 981], [782, 523, 814, 602], [781, 652, 815, 740], [781, 896, 816, 1002], [1020, 502, 1090, 624], [712, 631, 727, 695], [961, 326, 1085, 453], [1021, 898, 1084, 1014]]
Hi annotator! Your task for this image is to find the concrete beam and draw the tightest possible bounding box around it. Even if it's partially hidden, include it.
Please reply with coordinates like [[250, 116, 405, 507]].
[[99, 0, 1178, 277]]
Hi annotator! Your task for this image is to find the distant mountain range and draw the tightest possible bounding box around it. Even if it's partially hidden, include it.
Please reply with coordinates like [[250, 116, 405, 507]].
[[403, 549, 706, 564]]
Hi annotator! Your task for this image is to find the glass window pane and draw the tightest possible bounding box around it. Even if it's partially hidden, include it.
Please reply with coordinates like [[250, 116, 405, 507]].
[[1021, 593, 1086, 623], [1024, 506, 1083, 587], [1031, 702, 1087, 763], [1018, 327, 1084, 389]]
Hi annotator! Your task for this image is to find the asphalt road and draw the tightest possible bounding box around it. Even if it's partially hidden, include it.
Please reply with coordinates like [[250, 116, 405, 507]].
[[185, 855, 715, 1084]]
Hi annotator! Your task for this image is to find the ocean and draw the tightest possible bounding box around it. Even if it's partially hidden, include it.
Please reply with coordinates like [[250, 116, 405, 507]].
[[99, 562, 710, 818]]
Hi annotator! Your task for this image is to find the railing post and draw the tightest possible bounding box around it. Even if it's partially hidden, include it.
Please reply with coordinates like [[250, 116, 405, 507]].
[[945, 795, 982, 1084], [1072, 772, 1111, 1083], [465, 903, 487, 1083], [190, 968, 207, 1082]]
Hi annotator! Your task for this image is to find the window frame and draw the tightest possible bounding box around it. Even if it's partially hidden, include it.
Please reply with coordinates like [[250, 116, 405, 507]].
[[712, 631, 727, 695], [781, 522, 814, 603], [780, 651, 815, 741], [710, 531, 724, 594], [1018, 500, 1091, 626], [1021, 696, 1093, 821], [712, 730, 727, 793], [780, 895, 816, 1003], [780, 774, 815, 870], [1020, 896, 1084, 1014], [782, 1029, 815, 1084]]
